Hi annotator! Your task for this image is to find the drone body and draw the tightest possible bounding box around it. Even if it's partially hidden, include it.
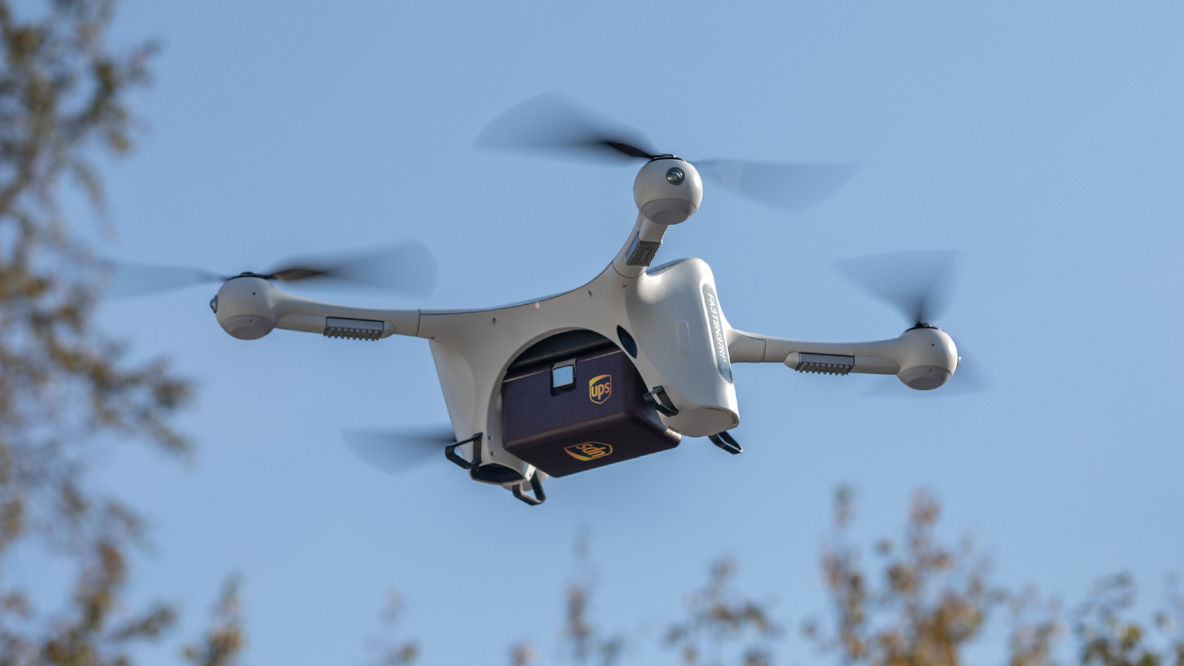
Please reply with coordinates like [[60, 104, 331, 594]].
[[209, 145, 962, 505]]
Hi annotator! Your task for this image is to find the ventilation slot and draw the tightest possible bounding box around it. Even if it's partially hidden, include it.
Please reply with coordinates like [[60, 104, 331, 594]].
[[324, 317, 384, 341], [627, 238, 661, 266], [796, 353, 854, 375]]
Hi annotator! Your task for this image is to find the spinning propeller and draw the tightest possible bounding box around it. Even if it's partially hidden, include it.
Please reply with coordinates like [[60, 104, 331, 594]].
[[836, 250, 959, 330], [343, 427, 457, 476], [106, 241, 438, 298], [474, 93, 858, 214], [836, 250, 987, 395]]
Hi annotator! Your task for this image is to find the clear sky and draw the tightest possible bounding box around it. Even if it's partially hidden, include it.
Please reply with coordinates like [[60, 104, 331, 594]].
[[26, 1, 1184, 663]]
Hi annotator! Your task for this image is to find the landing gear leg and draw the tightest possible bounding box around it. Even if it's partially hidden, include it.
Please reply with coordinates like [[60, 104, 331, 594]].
[[708, 431, 743, 455], [512, 472, 547, 506], [444, 433, 483, 469]]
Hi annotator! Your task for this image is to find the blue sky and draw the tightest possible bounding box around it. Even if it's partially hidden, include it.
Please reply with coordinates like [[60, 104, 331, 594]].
[[29, 1, 1184, 663]]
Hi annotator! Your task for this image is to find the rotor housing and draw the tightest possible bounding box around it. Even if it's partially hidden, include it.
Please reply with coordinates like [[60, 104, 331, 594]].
[[215, 276, 276, 340], [633, 157, 702, 225], [895, 326, 958, 390]]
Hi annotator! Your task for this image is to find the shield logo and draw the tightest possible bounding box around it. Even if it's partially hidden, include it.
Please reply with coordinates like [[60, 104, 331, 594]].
[[564, 442, 613, 462], [588, 374, 612, 404]]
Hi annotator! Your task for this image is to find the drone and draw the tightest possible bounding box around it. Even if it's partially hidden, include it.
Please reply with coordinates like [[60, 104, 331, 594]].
[[162, 94, 969, 505]]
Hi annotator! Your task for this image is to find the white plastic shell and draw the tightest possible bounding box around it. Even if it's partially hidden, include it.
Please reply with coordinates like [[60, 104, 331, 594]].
[[893, 327, 958, 390], [633, 158, 703, 225], [215, 277, 276, 340]]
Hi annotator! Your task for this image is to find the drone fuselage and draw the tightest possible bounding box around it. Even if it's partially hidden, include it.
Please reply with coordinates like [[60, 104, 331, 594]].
[[210, 157, 960, 504], [214, 218, 742, 489]]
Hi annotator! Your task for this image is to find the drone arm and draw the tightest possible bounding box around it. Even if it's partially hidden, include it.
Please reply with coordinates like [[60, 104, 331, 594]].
[[728, 327, 958, 389], [213, 276, 422, 340], [729, 329, 901, 373], [272, 299, 421, 338], [612, 213, 668, 279], [726, 329, 768, 363]]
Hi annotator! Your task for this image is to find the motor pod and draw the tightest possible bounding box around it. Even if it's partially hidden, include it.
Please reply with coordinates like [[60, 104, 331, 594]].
[[212, 276, 277, 340], [633, 157, 703, 225], [896, 326, 959, 390]]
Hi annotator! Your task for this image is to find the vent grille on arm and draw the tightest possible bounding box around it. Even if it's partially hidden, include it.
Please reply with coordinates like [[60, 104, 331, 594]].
[[324, 317, 384, 341], [795, 352, 854, 375]]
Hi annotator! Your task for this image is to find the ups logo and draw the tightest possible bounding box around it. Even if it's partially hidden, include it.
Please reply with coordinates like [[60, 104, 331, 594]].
[[588, 374, 612, 404], [565, 442, 613, 462]]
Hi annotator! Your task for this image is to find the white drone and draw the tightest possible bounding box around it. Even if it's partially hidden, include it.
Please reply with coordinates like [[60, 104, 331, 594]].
[[179, 95, 969, 505]]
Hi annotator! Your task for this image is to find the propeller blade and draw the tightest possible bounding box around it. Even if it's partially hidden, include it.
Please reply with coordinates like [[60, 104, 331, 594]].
[[945, 365, 989, 395], [473, 94, 859, 215], [106, 241, 437, 299], [342, 426, 456, 476], [104, 261, 228, 298], [473, 92, 661, 163], [264, 241, 438, 295], [946, 334, 989, 394], [697, 160, 858, 214], [835, 250, 960, 326]]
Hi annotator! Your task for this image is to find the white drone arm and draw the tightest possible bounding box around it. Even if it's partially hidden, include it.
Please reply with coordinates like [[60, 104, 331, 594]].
[[211, 276, 421, 341], [728, 326, 960, 390], [611, 157, 705, 279]]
